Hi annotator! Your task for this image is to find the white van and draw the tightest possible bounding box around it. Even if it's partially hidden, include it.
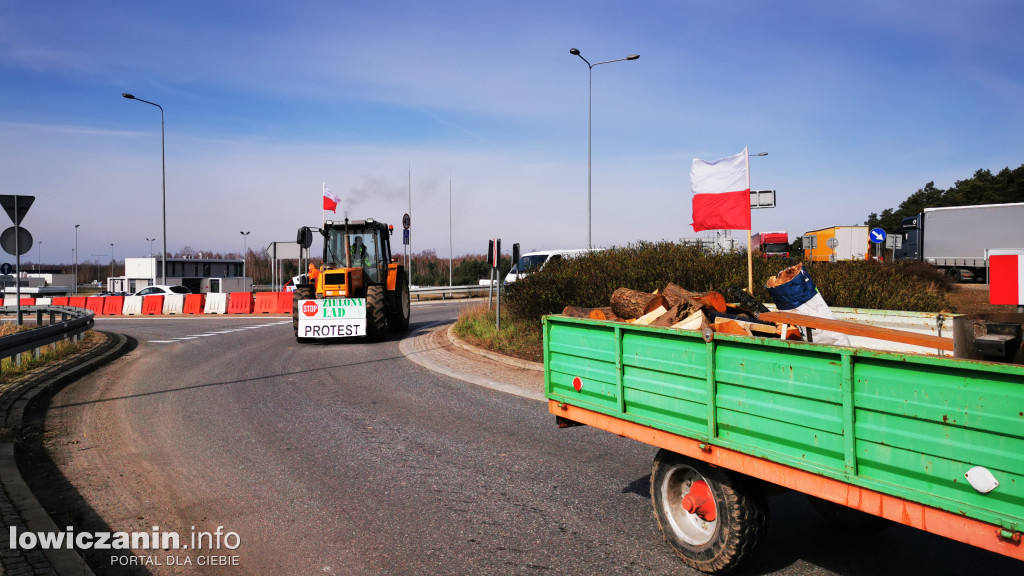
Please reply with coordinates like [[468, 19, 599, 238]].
[[504, 249, 595, 283]]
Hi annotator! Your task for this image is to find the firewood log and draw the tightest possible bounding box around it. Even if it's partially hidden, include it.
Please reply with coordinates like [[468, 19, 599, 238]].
[[610, 288, 664, 320]]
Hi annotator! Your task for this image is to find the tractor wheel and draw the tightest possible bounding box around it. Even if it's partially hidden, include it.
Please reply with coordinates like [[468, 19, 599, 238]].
[[651, 449, 768, 574], [807, 496, 894, 534], [387, 270, 411, 332], [292, 285, 315, 342], [365, 285, 388, 342]]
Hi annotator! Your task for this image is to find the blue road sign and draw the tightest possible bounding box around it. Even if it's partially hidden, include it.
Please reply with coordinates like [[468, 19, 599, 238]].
[[403, 229, 410, 245], [0, 263, 11, 274], [869, 227, 887, 244]]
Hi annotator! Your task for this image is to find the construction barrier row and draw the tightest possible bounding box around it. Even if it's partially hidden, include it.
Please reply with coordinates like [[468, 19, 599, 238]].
[[14, 292, 294, 316]]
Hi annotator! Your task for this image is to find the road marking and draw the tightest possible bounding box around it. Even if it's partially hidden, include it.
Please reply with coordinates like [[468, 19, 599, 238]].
[[147, 320, 290, 343]]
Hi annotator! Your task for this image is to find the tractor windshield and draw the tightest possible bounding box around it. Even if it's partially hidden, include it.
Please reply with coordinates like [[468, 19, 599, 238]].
[[326, 229, 380, 282]]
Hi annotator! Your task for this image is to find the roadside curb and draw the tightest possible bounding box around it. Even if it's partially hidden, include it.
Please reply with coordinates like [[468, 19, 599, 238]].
[[445, 325, 544, 373], [0, 331, 131, 576]]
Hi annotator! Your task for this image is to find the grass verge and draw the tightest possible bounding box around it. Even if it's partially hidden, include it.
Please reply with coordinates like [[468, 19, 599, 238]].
[[452, 303, 543, 363], [0, 324, 94, 380]]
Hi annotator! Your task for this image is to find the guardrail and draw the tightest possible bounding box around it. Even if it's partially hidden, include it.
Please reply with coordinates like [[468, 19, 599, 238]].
[[0, 305, 94, 366], [410, 285, 495, 301]]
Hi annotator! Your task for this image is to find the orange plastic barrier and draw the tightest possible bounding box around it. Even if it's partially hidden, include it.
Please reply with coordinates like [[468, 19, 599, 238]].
[[20, 298, 36, 306], [253, 292, 278, 314], [183, 294, 206, 314], [276, 292, 293, 314], [85, 297, 105, 315], [227, 292, 254, 314], [142, 295, 164, 315], [103, 296, 124, 315], [69, 296, 87, 309], [52, 297, 69, 306]]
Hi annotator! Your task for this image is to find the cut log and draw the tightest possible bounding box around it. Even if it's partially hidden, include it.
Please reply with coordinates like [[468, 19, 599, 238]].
[[671, 310, 707, 331], [611, 288, 664, 320], [695, 291, 727, 313], [767, 262, 803, 288], [650, 305, 684, 328], [633, 305, 668, 326], [713, 316, 776, 335], [662, 283, 701, 310], [759, 310, 955, 351], [713, 319, 753, 336], [561, 306, 615, 320]]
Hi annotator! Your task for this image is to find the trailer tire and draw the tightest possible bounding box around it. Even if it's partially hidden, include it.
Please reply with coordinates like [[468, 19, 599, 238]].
[[808, 496, 894, 534], [365, 285, 387, 342], [651, 450, 768, 574], [292, 285, 315, 342], [387, 270, 411, 332], [946, 267, 963, 283]]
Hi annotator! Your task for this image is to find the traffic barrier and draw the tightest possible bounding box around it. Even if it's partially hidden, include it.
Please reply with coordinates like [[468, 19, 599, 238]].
[[227, 292, 254, 314], [183, 294, 206, 314], [52, 297, 69, 306], [122, 296, 143, 315], [163, 294, 185, 314], [103, 296, 124, 315], [20, 298, 36, 306], [276, 292, 293, 314], [69, 296, 87, 309], [204, 293, 228, 314], [85, 297, 105, 315], [35, 297, 52, 306], [142, 295, 164, 315], [253, 292, 279, 314]]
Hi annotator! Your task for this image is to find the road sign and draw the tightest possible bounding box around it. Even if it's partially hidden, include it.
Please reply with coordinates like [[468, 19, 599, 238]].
[[0, 263, 11, 274], [802, 235, 817, 250], [0, 195, 34, 226], [749, 190, 776, 209], [870, 227, 887, 244], [826, 237, 839, 249], [1, 226, 32, 256], [885, 235, 902, 250], [402, 213, 411, 230], [403, 229, 410, 245]]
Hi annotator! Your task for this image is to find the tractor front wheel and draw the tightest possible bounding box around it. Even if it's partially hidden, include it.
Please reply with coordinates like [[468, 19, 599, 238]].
[[365, 285, 388, 341], [388, 270, 411, 332], [292, 285, 315, 342]]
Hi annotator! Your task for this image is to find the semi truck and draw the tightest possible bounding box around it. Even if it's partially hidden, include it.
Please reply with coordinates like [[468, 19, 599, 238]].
[[802, 226, 870, 262], [750, 231, 789, 257], [894, 202, 1024, 282], [544, 313, 1024, 573]]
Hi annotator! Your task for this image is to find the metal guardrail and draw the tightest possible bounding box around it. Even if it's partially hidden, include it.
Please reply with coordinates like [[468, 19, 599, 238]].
[[410, 285, 493, 300], [0, 305, 94, 365]]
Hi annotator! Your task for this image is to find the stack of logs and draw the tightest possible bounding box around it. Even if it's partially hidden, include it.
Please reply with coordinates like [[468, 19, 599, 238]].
[[562, 283, 800, 339]]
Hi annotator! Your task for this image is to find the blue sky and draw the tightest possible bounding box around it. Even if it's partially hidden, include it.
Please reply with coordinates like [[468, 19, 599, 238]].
[[1, 1, 1022, 266]]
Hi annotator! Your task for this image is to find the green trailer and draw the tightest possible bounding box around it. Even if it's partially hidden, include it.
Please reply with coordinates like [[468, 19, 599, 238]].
[[544, 314, 1024, 574]]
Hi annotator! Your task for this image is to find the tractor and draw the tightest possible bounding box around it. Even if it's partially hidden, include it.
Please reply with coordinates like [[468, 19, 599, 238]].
[[292, 218, 410, 342]]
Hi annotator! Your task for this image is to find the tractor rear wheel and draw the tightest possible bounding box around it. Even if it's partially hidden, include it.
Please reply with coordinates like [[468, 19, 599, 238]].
[[365, 285, 387, 341], [651, 449, 768, 574], [388, 270, 411, 332], [292, 285, 314, 342]]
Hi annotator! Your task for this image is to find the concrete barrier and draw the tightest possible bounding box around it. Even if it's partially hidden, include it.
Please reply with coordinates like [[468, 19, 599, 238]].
[[163, 294, 185, 314], [204, 293, 228, 314], [183, 294, 206, 314], [227, 292, 254, 314], [122, 296, 143, 315]]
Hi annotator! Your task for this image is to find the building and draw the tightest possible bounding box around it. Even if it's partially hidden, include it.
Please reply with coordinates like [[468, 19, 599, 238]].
[[107, 257, 249, 294]]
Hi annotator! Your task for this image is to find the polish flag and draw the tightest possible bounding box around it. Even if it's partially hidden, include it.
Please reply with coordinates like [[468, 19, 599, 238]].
[[690, 148, 750, 232], [989, 254, 1024, 305], [323, 188, 340, 212]]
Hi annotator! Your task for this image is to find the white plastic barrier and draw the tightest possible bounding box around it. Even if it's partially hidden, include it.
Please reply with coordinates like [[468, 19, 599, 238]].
[[3, 296, 16, 306], [35, 298, 52, 306], [203, 293, 228, 314], [122, 295, 144, 315], [163, 294, 185, 315]]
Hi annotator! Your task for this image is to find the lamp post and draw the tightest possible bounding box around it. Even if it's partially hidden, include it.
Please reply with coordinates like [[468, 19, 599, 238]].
[[36, 241, 41, 272], [146, 237, 155, 257], [122, 93, 166, 284], [240, 231, 250, 285], [110, 242, 115, 279], [569, 48, 639, 250], [74, 224, 80, 294]]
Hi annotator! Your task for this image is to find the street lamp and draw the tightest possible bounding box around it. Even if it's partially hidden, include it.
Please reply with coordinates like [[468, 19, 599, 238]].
[[569, 47, 639, 250], [110, 242, 115, 279], [240, 231, 250, 284], [74, 224, 80, 294], [122, 92, 167, 284], [145, 237, 155, 257], [36, 241, 42, 272]]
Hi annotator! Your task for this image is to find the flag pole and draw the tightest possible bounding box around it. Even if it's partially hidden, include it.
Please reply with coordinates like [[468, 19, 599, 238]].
[[322, 182, 326, 231], [745, 148, 753, 294]]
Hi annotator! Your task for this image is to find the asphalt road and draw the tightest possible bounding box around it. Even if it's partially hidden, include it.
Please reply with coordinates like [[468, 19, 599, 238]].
[[31, 301, 1021, 576]]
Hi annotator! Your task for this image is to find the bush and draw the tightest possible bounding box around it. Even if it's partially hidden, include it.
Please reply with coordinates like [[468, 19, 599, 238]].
[[506, 241, 954, 322]]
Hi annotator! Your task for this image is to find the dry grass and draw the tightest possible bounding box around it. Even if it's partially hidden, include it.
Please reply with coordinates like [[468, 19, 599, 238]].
[[0, 322, 91, 379], [452, 302, 543, 363]]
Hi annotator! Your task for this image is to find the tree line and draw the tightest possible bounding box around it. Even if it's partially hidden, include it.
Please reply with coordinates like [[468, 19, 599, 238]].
[[865, 163, 1024, 231]]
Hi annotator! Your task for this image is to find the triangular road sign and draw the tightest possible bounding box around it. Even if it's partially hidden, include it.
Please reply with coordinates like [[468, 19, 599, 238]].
[[0, 195, 35, 226]]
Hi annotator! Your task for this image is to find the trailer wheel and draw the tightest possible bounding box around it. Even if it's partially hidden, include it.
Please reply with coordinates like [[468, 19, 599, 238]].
[[387, 270, 411, 332], [292, 285, 315, 342], [365, 285, 388, 341], [651, 450, 768, 574], [946, 267, 962, 283], [807, 496, 894, 534]]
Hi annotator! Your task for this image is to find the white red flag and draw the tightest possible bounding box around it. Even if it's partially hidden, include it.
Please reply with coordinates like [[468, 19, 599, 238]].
[[323, 188, 340, 212], [690, 148, 750, 232]]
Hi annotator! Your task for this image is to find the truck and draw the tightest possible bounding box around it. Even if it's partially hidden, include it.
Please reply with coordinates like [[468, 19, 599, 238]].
[[802, 226, 870, 262], [292, 218, 410, 342], [894, 203, 1024, 282], [543, 313, 1024, 573], [750, 231, 789, 257]]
